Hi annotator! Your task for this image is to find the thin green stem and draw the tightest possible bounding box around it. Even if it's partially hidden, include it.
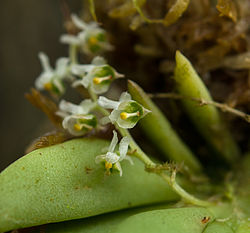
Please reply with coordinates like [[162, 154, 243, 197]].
[[88, 88, 98, 102], [160, 172, 212, 207], [116, 126, 155, 167], [69, 44, 78, 64], [88, 89, 212, 207]]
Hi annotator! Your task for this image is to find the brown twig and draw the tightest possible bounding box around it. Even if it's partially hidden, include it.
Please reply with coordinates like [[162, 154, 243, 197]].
[[148, 92, 250, 123]]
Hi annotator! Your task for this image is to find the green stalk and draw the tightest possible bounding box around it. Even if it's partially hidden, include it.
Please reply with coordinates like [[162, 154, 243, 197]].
[[128, 80, 202, 173], [174, 51, 240, 163], [69, 44, 78, 64]]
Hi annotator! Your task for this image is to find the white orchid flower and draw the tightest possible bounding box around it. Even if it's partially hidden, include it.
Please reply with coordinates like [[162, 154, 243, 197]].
[[98, 92, 150, 129], [95, 130, 133, 176], [60, 14, 113, 55], [35, 52, 70, 96], [56, 99, 97, 136], [71, 56, 124, 94]]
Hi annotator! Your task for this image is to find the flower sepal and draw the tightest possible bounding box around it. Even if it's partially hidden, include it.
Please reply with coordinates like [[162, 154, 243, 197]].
[[98, 92, 151, 129], [72, 56, 124, 94], [95, 131, 133, 176]]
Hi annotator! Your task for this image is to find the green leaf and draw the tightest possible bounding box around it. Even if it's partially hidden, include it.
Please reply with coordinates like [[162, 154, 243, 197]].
[[128, 80, 202, 173], [0, 138, 178, 232], [203, 222, 234, 233], [174, 51, 239, 163], [236, 221, 250, 233], [113, 207, 214, 233], [32, 203, 174, 233]]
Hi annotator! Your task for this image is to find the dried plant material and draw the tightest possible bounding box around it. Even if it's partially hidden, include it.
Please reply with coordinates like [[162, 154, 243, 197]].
[[163, 0, 190, 26], [134, 44, 163, 57], [109, 1, 136, 18], [133, 0, 162, 23], [222, 52, 250, 69], [148, 92, 250, 123], [25, 88, 62, 128], [133, 0, 190, 26], [130, 15, 145, 30], [25, 131, 72, 153], [216, 0, 238, 22]]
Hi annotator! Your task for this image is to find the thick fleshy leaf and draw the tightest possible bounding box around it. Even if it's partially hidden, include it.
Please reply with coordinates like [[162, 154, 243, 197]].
[[128, 80, 202, 173], [203, 222, 234, 233], [32, 203, 174, 233], [113, 207, 214, 233], [174, 51, 239, 163], [0, 138, 178, 232]]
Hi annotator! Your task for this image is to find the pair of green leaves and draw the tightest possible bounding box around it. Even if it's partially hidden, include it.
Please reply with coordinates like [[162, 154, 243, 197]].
[[0, 138, 178, 232]]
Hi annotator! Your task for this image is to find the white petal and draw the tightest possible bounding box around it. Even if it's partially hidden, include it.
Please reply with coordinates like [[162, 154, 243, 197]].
[[55, 57, 69, 77], [56, 110, 68, 118], [71, 64, 94, 76], [72, 79, 83, 88], [142, 107, 151, 117], [109, 109, 121, 124], [53, 78, 65, 94], [80, 99, 95, 114], [35, 73, 52, 90], [60, 34, 80, 45], [119, 136, 129, 160], [38, 52, 52, 72], [98, 96, 120, 109], [119, 92, 131, 102], [114, 71, 125, 78], [59, 100, 84, 115], [91, 56, 107, 66], [82, 74, 93, 88], [98, 41, 114, 51], [124, 156, 134, 165], [62, 115, 85, 136], [106, 152, 120, 163], [71, 14, 88, 30], [92, 83, 110, 94], [108, 130, 118, 153], [117, 117, 137, 129], [95, 154, 106, 164], [100, 116, 111, 125], [115, 162, 123, 176]]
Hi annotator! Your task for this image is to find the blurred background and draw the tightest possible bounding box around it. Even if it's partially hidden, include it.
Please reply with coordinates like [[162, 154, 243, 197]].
[[0, 0, 81, 171]]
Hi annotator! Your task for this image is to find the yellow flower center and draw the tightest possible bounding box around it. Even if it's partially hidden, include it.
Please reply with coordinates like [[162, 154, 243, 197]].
[[120, 111, 140, 120], [89, 36, 98, 45], [74, 123, 93, 131], [44, 82, 52, 91], [93, 75, 112, 85], [105, 161, 113, 170]]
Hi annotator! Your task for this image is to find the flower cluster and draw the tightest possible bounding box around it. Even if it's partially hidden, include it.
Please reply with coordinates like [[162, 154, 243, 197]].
[[60, 14, 113, 55], [34, 13, 150, 176]]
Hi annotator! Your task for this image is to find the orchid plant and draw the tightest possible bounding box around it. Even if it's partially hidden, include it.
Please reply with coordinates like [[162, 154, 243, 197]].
[[0, 10, 249, 233]]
